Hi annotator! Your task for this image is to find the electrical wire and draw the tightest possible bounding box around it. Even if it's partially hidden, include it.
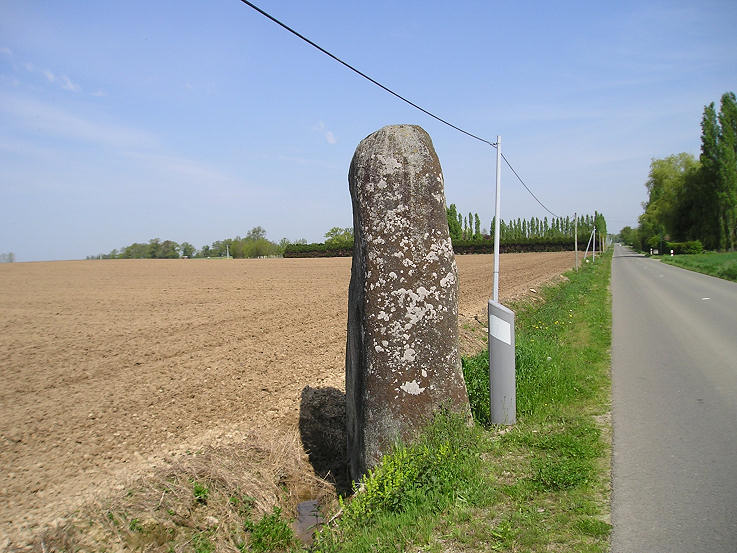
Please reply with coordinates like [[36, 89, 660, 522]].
[[501, 152, 560, 218], [238, 0, 563, 219], [237, 0, 496, 148]]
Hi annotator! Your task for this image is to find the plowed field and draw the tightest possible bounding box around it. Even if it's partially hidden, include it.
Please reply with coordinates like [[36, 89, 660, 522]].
[[0, 252, 574, 542]]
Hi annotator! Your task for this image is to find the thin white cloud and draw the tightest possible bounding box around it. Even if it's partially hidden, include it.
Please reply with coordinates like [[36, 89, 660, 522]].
[[123, 151, 235, 184], [11, 56, 82, 92], [313, 120, 337, 145], [0, 94, 157, 149], [60, 75, 80, 92], [0, 137, 67, 164], [272, 154, 339, 170], [0, 47, 11, 57], [90, 89, 106, 97]]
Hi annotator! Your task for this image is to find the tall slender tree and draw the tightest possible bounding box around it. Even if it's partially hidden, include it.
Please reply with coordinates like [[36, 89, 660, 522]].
[[698, 102, 722, 249], [718, 92, 737, 250], [446, 204, 462, 240]]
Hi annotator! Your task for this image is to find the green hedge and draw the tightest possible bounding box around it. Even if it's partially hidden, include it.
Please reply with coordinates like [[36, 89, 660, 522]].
[[284, 238, 579, 258], [665, 240, 703, 254], [283, 243, 353, 258], [452, 238, 576, 254]]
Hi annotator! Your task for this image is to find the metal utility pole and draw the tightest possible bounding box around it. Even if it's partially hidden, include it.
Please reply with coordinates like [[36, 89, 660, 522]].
[[493, 136, 502, 302], [574, 212, 578, 271], [593, 227, 596, 262], [584, 228, 594, 260], [488, 135, 516, 425]]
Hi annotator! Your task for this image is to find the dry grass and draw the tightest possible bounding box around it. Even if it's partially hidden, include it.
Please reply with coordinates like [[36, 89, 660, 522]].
[[27, 426, 336, 553]]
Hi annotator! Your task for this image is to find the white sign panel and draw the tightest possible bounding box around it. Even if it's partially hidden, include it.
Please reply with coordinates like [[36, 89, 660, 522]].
[[489, 314, 511, 345]]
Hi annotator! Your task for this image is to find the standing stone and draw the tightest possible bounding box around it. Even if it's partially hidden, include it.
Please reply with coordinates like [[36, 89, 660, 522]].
[[346, 124, 470, 482]]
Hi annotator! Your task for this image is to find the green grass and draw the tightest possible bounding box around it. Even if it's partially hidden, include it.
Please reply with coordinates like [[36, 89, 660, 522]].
[[314, 251, 613, 552], [661, 251, 737, 282], [245, 507, 299, 553]]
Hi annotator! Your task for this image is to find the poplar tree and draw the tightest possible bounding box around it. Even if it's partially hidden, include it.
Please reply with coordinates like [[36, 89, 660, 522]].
[[446, 204, 463, 241], [699, 102, 722, 249], [718, 92, 737, 250]]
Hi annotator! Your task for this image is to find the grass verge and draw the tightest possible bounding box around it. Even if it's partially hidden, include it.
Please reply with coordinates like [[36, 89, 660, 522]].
[[660, 251, 737, 282], [315, 250, 612, 552]]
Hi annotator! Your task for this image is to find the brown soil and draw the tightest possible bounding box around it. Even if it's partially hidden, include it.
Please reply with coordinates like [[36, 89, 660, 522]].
[[0, 252, 574, 545]]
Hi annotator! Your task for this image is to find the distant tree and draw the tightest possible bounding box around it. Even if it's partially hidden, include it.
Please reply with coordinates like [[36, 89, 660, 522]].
[[147, 238, 162, 258], [277, 238, 291, 255], [246, 226, 267, 241], [474, 213, 481, 240], [618, 226, 638, 246], [180, 242, 196, 258], [446, 204, 462, 241], [697, 102, 722, 249], [0, 252, 15, 263], [324, 227, 354, 248], [158, 240, 180, 258], [121, 242, 148, 258], [717, 92, 737, 250]]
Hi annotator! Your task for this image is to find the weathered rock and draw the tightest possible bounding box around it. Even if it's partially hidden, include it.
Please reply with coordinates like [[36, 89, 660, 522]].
[[345, 124, 470, 482]]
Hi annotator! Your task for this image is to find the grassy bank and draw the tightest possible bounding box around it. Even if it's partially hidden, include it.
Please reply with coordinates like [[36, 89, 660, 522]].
[[661, 251, 737, 282], [315, 251, 613, 552]]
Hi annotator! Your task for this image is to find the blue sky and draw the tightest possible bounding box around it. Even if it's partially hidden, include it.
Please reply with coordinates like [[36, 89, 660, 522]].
[[1, 1, 735, 261]]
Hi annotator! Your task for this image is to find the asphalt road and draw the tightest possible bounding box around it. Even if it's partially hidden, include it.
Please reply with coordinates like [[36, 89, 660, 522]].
[[611, 244, 737, 552]]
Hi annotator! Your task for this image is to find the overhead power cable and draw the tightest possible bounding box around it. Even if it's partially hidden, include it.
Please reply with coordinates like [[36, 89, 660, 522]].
[[237, 0, 496, 148], [238, 0, 562, 219], [501, 153, 560, 218]]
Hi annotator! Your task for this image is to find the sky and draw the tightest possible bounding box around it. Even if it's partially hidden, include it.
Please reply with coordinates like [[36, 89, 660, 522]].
[[1, 1, 736, 261]]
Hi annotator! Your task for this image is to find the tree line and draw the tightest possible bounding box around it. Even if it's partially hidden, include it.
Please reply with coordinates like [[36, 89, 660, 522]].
[[89, 207, 610, 262], [88, 227, 296, 260], [285, 210, 608, 257], [446, 204, 607, 244], [619, 91, 737, 252]]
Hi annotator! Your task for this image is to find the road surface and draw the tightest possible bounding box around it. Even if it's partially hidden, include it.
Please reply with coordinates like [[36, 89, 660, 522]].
[[611, 244, 737, 552]]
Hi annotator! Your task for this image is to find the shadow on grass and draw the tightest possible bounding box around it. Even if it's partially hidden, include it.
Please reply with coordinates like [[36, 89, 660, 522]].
[[299, 386, 351, 495]]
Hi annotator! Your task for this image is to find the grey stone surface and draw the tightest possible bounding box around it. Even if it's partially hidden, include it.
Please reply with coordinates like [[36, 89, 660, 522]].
[[345, 124, 470, 482]]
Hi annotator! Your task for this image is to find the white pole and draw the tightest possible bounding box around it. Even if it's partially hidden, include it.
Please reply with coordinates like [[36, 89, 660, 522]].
[[574, 212, 578, 271], [493, 136, 502, 303], [584, 228, 594, 259], [593, 227, 596, 262]]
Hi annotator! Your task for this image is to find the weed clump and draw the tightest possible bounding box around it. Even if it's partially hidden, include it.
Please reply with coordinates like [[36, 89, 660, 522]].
[[314, 412, 486, 550], [246, 506, 297, 552]]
